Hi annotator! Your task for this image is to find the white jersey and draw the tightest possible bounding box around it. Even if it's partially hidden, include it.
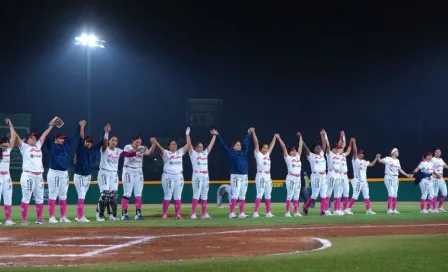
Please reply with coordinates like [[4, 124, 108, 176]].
[[189, 149, 209, 172], [123, 144, 145, 168], [418, 161, 434, 175], [327, 151, 342, 172], [0, 148, 11, 172], [255, 151, 271, 173], [99, 147, 125, 172], [307, 151, 326, 173], [383, 157, 401, 176], [284, 154, 301, 175], [19, 141, 44, 172], [431, 157, 446, 175], [162, 148, 185, 175], [340, 153, 348, 173], [353, 158, 369, 181]]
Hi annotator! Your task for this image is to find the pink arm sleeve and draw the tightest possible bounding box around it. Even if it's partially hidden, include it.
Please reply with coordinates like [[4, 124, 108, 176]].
[[120, 151, 137, 158]]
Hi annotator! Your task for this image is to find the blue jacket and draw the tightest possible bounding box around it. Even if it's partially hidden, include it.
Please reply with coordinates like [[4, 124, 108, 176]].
[[74, 137, 104, 176], [300, 169, 308, 187], [414, 171, 433, 185], [218, 134, 250, 175], [45, 125, 80, 171]]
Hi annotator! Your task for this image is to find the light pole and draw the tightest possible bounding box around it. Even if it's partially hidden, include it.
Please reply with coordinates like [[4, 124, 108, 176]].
[[74, 33, 105, 136]]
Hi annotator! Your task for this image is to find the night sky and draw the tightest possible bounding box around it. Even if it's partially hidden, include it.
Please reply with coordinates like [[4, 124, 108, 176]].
[[1, 1, 448, 180]]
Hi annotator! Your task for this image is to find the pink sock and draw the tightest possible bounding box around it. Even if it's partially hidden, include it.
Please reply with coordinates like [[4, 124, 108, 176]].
[[239, 200, 245, 214], [201, 200, 207, 216], [439, 196, 446, 208], [48, 199, 56, 217], [387, 197, 392, 210], [343, 197, 349, 210], [230, 199, 237, 213], [364, 199, 371, 210], [191, 199, 199, 214], [432, 197, 437, 210], [293, 200, 299, 214], [162, 200, 170, 216], [135, 197, 142, 210], [174, 200, 181, 216], [121, 197, 130, 211], [325, 197, 330, 211], [334, 198, 341, 211], [77, 199, 84, 218], [349, 198, 356, 209], [392, 197, 397, 210], [426, 199, 431, 210], [285, 200, 291, 213], [304, 198, 314, 209], [21, 202, 29, 221], [4, 205, 11, 221], [36, 203, 43, 220], [59, 200, 67, 218], [266, 199, 271, 213], [320, 198, 325, 213], [420, 199, 425, 210], [254, 198, 261, 212]]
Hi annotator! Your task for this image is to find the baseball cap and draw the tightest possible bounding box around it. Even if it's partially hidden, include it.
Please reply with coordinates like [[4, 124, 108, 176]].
[[358, 149, 365, 154], [84, 137, 93, 143], [55, 134, 68, 140]]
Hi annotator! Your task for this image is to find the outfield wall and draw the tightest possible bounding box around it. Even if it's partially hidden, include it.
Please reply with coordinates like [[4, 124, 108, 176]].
[[8, 176, 430, 205]]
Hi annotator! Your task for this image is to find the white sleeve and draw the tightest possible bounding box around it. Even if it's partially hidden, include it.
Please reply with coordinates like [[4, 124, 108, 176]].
[[417, 162, 424, 170], [203, 149, 209, 156], [161, 149, 169, 161], [36, 141, 42, 149], [442, 159, 446, 166], [178, 148, 185, 156], [118, 148, 124, 157], [124, 145, 132, 152], [19, 142, 28, 153]]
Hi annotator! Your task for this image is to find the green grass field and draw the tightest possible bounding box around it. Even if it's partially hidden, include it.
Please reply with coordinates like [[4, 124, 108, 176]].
[[1, 202, 448, 271]]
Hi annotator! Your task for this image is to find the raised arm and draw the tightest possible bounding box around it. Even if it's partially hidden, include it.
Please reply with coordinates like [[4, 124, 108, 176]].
[[368, 154, 381, 167], [207, 129, 218, 153], [340, 131, 346, 148], [252, 128, 260, 153], [217, 134, 231, 156], [79, 121, 85, 140], [297, 132, 303, 157], [39, 120, 56, 146], [67, 122, 82, 145], [267, 134, 277, 154], [5, 119, 17, 149], [143, 144, 155, 155], [242, 128, 252, 155], [182, 127, 191, 154], [151, 137, 165, 156], [353, 140, 358, 158], [302, 138, 311, 157], [344, 138, 355, 156], [44, 124, 54, 151], [102, 124, 111, 152], [276, 134, 288, 157], [321, 129, 328, 153]]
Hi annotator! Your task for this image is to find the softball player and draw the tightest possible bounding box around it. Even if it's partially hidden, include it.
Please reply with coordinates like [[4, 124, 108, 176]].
[[217, 184, 233, 207], [121, 136, 155, 221], [413, 152, 441, 213], [16, 118, 55, 225], [96, 125, 145, 222], [73, 123, 107, 223], [338, 131, 354, 215], [252, 130, 277, 218], [348, 141, 379, 215], [189, 129, 217, 220], [323, 133, 343, 216], [0, 119, 19, 226], [378, 148, 413, 214], [432, 149, 447, 212], [277, 133, 303, 217], [302, 130, 328, 216], [218, 128, 252, 219], [153, 128, 191, 220], [45, 121, 83, 224]]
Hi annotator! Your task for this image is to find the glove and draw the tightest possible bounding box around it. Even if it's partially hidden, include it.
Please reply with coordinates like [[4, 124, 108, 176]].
[[186, 127, 190, 135]]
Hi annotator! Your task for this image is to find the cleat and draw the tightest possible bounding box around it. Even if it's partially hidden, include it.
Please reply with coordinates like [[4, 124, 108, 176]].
[[421, 209, 429, 214], [35, 219, 45, 225], [387, 209, 394, 214], [366, 210, 376, 215], [229, 212, 238, 219], [201, 213, 212, 219], [325, 210, 333, 216], [430, 209, 439, 214], [303, 207, 309, 216], [21, 220, 30, 226], [253, 212, 260, 218], [48, 217, 58, 224], [439, 208, 446, 212], [60, 217, 71, 223], [294, 212, 302, 217], [96, 217, 105, 222], [239, 213, 248, 218], [191, 214, 198, 220], [121, 214, 130, 220], [344, 209, 353, 215], [78, 216, 90, 223], [134, 214, 143, 220], [161, 215, 169, 220], [334, 210, 345, 216], [176, 214, 182, 220], [393, 210, 400, 214], [285, 212, 292, 217], [109, 215, 120, 221], [265, 212, 274, 218], [320, 211, 326, 216], [5, 220, 15, 226], [74, 217, 79, 222]]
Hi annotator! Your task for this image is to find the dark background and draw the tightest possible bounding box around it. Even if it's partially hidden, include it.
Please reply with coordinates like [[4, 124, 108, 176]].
[[1, 1, 448, 180]]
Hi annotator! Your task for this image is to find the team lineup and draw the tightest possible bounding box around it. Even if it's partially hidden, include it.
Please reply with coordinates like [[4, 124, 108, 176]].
[[0, 118, 447, 225]]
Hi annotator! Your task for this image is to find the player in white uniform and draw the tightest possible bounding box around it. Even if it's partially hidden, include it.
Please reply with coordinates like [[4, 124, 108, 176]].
[[322, 133, 344, 216], [120, 135, 155, 220], [302, 130, 328, 216], [277, 133, 303, 217], [348, 140, 379, 215], [337, 131, 354, 215], [378, 148, 413, 214], [189, 129, 217, 220], [251, 130, 277, 218], [153, 128, 191, 220], [217, 184, 234, 207], [96, 125, 146, 222], [0, 119, 19, 226], [15, 118, 55, 225], [431, 149, 447, 212], [413, 152, 441, 213]]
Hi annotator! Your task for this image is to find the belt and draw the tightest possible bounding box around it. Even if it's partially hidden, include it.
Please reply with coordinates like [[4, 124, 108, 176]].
[[258, 171, 270, 174], [0, 171, 8, 175], [164, 171, 183, 175], [24, 170, 42, 175], [124, 165, 140, 169], [288, 173, 300, 177], [329, 170, 340, 173], [100, 168, 118, 172], [313, 171, 326, 175], [194, 170, 208, 174], [386, 174, 398, 177]]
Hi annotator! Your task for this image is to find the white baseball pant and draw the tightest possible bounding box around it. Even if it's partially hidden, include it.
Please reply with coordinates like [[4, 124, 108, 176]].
[[74, 174, 91, 199], [122, 168, 144, 198], [255, 173, 272, 200], [351, 178, 370, 200], [20, 172, 44, 204], [191, 173, 210, 200], [162, 173, 184, 201], [384, 174, 399, 197], [327, 172, 341, 198], [341, 174, 350, 198], [420, 178, 435, 200], [285, 174, 301, 201], [310, 173, 327, 199], [434, 178, 448, 197], [97, 169, 119, 192], [47, 169, 69, 201], [230, 174, 248, 200], [0, 174, 13, 206]]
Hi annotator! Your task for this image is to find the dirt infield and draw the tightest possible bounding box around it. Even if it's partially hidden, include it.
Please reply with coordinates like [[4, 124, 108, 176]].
[[1, 222, 448, 267]]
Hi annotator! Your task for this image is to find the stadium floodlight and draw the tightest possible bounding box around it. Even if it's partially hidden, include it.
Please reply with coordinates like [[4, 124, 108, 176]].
[[74, 33, 105, 48]]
